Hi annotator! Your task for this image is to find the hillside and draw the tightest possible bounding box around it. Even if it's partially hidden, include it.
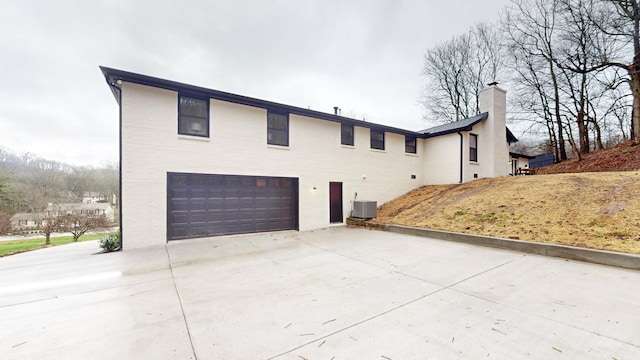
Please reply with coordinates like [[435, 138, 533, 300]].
[[374, 171, 640, 254], [537, 140, 640, 174]]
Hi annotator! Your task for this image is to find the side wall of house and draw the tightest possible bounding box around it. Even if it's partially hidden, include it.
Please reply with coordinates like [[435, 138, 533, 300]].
[[423, 134, 461, 185], [120, 82, 425, 248]]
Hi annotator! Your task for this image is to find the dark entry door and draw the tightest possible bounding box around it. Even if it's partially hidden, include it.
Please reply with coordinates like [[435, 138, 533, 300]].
[[329, 182, 343, 223], [167, 173, 299, 240]]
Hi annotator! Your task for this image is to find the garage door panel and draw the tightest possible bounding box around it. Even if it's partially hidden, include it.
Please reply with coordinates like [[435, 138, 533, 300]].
[[238, 198, 254, 208], [171, 188, 188, 197], [171, 213, 189, 224], [171, 227, 189, 238], [168, 173, 298, 240], [190, 212, 208, 223], [207, 209, 224, 220]]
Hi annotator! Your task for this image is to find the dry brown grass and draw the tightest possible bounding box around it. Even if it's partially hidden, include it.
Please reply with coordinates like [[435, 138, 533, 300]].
[[374, 172, 640, 254]]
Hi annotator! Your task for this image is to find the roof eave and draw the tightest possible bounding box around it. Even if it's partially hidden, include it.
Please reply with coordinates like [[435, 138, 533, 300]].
[[99, 66, 424, 137]]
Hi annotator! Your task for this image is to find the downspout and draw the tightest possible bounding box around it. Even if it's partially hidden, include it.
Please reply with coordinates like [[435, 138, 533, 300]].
[[457, 131, 463, 184], [109, 78, 123, 251]]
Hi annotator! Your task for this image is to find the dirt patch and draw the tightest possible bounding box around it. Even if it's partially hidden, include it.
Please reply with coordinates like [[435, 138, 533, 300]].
[[374, 172, 640, 254]]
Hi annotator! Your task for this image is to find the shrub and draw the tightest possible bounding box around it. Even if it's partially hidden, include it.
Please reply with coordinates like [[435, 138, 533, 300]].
[[99, 231, 121, 252]]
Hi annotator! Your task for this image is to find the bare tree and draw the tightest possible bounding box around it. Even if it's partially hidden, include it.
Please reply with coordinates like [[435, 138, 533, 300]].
[[5, 182, 48, 213], [57, 213, 110, 242], [420, 23, 504, 123], [65, 167, 94, 201], [556, 0, 640, 140], [504, 0, 570, 161], [41, 216, 58, 245]]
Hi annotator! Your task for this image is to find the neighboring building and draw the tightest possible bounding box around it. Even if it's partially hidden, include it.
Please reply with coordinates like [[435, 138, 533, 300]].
[[509, 152, 536, 175], [530, 152, 556, 168], [10, 203, 115, 233], [46, 203, 115, 223], [82, 192, 106, 204], [9, 213, 46, 233], [101, 66, 515, 249]]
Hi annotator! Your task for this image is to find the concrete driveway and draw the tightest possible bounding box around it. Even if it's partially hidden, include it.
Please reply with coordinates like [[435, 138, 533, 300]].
[[1, 227, 639, 359]]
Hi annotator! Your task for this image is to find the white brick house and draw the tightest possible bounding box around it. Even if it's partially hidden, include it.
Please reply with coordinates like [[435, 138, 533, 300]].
[[101, 67, 515, 249]]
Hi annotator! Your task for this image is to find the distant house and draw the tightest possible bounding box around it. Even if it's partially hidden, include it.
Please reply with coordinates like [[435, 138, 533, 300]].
[[82, 192, 105, 204], [46, 203, 115, 223], [101, 66, 517, 249], [10, 203, 115, 233], [9, 213, 46, 233], [509, 152, 536, 175]]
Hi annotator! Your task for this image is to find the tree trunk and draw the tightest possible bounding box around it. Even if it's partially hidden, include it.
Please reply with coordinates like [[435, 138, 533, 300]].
[[631, 0, 640, 141], [631, 66, 640, 141], [548, 55, 568, 160], [591, 117, 604, 150], [577, 108, 588, 153], [45, 233, 51, 245], [566, 126, 582, 161]]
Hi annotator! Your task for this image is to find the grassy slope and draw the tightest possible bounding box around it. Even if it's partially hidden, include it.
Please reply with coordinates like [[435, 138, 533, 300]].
[[0, 233, 109, 257], [375, 144, 640, 254]]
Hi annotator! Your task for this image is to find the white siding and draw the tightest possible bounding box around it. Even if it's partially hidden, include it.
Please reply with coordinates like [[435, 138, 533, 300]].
[[423, 133, 461, 185], [120, 82, 424, 248]]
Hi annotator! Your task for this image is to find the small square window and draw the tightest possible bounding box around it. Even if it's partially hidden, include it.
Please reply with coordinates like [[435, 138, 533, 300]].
[[370, 129, 385, 150], [267, 111, 289, 146], [341, 123, 354, 146], [469, 133, 478, 162], [178, 96, 209, 137], [405, 136, 417, 154]]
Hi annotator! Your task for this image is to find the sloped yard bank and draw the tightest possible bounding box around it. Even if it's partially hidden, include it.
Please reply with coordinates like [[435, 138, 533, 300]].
[[373, 172, 640, 255]]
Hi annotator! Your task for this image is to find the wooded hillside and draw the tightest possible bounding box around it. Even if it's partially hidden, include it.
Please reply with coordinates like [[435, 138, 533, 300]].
[[0, 148, 118, 233]]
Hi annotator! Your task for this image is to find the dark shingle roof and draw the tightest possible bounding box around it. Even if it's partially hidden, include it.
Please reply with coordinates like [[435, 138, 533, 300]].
[[420, 113, 519, 143], [10, 212, 45, 221], [506, 127, 518, 143], [419, 113, 488, 138], [509, 152, 535, 159]]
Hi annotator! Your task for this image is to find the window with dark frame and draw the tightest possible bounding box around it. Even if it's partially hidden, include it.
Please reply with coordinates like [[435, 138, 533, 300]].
[[267, 111, 289, 146], [341, 123, 354, 146], [405, 135, 417, 154], [370, 129, 385, 150], [469, 133, 478, 162], [178, 96, 209, 137]]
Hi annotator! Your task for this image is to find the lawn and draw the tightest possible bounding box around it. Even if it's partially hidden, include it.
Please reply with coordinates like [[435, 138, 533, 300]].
[[0, 233, 113, 257]]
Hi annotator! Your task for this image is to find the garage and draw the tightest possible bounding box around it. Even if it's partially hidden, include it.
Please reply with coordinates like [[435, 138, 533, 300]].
[[167, 172, 298, 240]]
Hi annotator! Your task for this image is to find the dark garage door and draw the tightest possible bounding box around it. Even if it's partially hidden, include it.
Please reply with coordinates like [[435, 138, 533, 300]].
[[167, 173, 298, 241]]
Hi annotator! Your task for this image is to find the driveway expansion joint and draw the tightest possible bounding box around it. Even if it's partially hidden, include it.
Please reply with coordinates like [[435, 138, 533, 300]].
[[165, 245, 198, 360]]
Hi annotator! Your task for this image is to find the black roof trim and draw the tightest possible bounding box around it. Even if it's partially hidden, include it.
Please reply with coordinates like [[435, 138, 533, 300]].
[[100, 66, 423, 137], [506, 127, 518, 143], [419, 112, 488, 138], [509, 152, 535, 159]]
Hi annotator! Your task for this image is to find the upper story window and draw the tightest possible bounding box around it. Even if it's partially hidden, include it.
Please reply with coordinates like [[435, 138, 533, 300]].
[[469, 133, 478, 162], [178, 96, 209, 137], [370, 129, 385, 150], [341, 123, 354, 146], [267, 111, 289, 146], [405, 136, 417, 154]]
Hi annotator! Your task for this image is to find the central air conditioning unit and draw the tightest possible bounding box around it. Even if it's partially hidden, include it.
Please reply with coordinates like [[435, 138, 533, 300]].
[[352, 200, 377, 219]]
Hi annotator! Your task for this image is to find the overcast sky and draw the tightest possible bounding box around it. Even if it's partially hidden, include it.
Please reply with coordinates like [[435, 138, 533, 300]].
[[0, 0, 512, 167]]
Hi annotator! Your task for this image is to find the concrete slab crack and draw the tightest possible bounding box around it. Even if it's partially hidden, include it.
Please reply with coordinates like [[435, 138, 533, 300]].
[[165, 246, 198, 360]]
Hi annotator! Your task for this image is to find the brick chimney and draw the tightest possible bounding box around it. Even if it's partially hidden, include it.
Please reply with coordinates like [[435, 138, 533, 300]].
[[478, 84, 508, 178]]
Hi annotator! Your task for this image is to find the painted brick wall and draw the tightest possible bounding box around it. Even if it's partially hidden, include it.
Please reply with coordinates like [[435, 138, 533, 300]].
[[120, 82, 424, 248]]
